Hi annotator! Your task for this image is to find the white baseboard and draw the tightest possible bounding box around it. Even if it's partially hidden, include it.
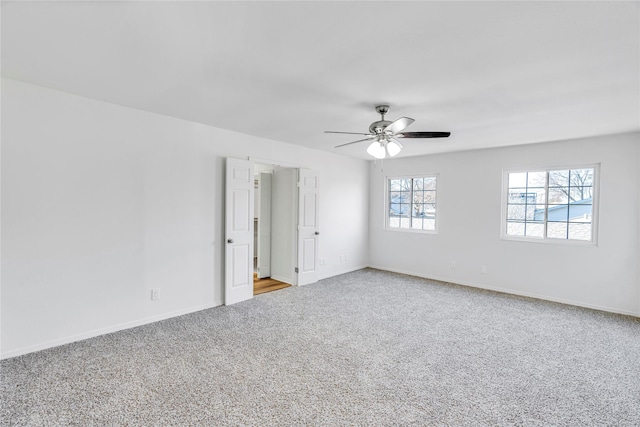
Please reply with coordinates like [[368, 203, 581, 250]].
[[318, 264, 368, 281], [1, 302, 221, 360], [368, 264, 640, 318]]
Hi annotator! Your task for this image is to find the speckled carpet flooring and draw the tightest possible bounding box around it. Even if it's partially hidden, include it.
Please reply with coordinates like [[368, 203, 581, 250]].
[[2, 268, 639, 426]]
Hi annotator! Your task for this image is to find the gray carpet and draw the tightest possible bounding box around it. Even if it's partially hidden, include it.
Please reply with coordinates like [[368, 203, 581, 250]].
[[2, 268, 639, 426]]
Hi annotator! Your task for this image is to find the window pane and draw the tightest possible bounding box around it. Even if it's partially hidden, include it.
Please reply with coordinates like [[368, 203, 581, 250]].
[[569, 204, 592, 221], [507, 222, 525, 236], [525, 222, 544, 238], [508, 173, 527, 188], [424, 191, 436, 203], [390, 191, 404, 203], [400, 217, 410, 228], [571, 169, 594, 186], [527, 171, 546, 187], [549, 170, 569, 187], [568, 223, 592, 241], [423, 218, 436, 231], [570, 186, 592, 202], [508, 190, 531, 204], [389, 217, 400, 228], [526, 204, 546, 221], [413, 192, 424, 204], [412, 204, 425, 217], [400, 179, 412, 191], [530, 189, 546, 205], [547, 222, 568, 239], [547, 205, 568, 222], [507, 205, 526, 220], [424, 204, 436, 217], [424, 177, 436, 190], [413, 178, 424, 190], [390, 203, 409, 217], [411, 218, 423, 230], [390, 179, 401, 191], [548, 188, 569, 204]]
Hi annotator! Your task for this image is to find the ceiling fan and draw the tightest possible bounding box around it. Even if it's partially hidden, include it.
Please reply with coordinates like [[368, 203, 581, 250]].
[[325, 105, 450, 159]]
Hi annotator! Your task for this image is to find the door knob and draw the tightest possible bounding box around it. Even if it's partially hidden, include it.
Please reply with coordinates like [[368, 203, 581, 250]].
[[314, 231, 320, 235], [227, 238, 234, 244]]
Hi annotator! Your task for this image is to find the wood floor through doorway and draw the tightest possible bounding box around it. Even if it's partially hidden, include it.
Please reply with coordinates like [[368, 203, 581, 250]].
[[253, 274, 291, 296]]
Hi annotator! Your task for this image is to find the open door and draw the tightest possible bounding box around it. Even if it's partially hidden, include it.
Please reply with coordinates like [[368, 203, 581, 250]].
[[297, 169, 319, 286], [225, 158, 254, 305]]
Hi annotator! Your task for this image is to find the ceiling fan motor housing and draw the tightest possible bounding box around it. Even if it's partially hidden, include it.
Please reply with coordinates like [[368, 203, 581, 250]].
[[369, 120, 392, 134]]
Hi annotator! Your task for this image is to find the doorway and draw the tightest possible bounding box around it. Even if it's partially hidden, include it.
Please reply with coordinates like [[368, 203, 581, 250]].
[[253, 164, 295, 295], [224, 157, 319, 305]]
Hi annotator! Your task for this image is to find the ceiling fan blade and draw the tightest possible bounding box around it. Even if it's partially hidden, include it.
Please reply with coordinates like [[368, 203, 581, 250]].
[[384, 117, 415, 134], [397, 131, 451, 138], [334, 137, 375, 148], [325, 131, 373, 136]]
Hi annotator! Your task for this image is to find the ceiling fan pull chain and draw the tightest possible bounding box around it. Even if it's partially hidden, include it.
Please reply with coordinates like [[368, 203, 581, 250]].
[[373, 157, 384, 172]]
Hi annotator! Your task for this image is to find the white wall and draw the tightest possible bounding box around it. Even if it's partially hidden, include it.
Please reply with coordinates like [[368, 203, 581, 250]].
[[369, 132, 640, 316], [1, 79, 370, 358]]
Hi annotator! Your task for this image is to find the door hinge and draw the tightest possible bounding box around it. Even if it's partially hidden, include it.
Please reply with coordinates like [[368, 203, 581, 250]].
[[295, 267, 299, 273]]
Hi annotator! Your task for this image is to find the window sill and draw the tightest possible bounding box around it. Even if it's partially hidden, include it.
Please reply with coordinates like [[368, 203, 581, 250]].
[[500, 235, 597, 247]]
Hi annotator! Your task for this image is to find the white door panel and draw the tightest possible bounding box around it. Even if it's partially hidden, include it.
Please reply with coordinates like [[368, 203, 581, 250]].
[[225, 158, 254, 305], [297, 169, 319, 286]]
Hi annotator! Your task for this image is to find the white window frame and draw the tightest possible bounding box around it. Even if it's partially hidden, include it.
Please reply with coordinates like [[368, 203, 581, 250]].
[[385, 174, 439, 234], [500, 164, 600, 246]]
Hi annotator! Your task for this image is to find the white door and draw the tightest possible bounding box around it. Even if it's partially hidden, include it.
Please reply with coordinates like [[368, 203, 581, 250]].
[[225, 158, 254, 305], [270, 167, 297, 285], [257, 172, 272, 279], [297, 169, 319, 286]]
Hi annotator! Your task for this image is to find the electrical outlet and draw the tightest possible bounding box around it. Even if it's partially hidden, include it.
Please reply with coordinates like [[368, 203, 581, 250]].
[[320, 258, 326, 266], [450, 261, 457, 270], [151, 289, 160, 301]]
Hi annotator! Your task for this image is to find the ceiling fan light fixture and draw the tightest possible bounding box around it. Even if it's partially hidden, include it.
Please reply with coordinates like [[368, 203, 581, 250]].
[[367, 140, 386, 159], [386, 139, 402, 157]]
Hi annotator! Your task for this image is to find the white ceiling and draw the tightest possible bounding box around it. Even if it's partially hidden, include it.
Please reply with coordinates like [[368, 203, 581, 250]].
[[3, 1, 639, 159]]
